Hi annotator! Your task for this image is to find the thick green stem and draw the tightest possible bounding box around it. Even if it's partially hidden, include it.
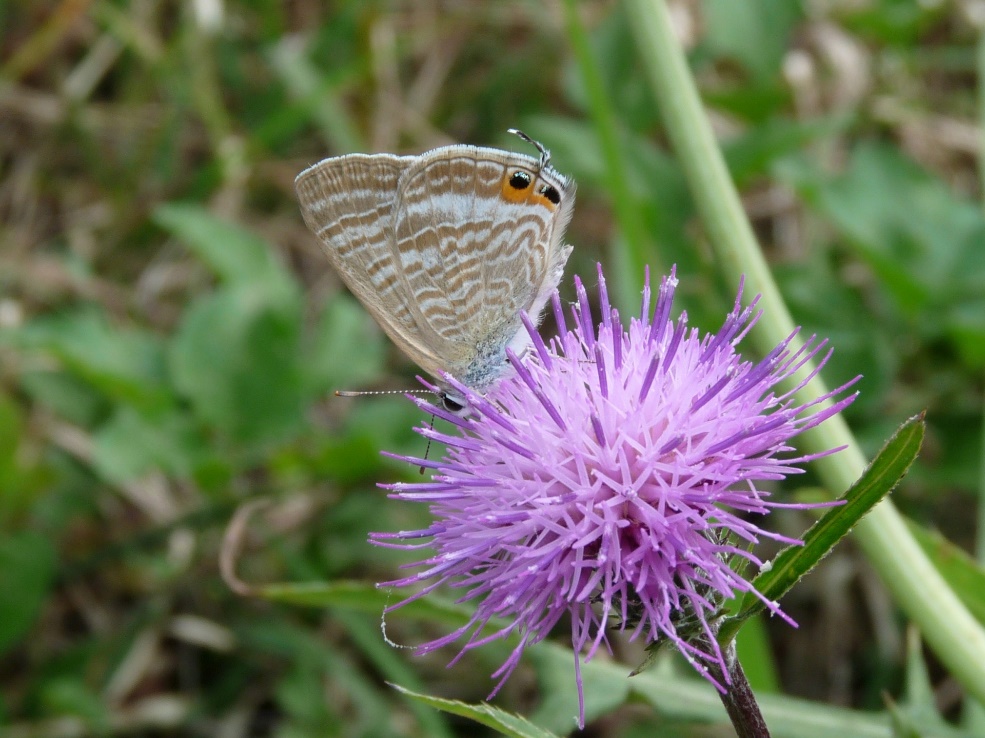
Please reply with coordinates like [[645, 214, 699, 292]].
[[623, 0, 985, 704]]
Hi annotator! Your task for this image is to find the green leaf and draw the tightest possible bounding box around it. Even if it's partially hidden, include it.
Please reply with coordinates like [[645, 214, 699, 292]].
[[783, 144, 985, 345], [169, 287, 307, 447], [268, 35, 365, 153], [39, 677, 110, 731], [906, 520, 985, 625], [884, 631, 971, 738], [0, 531, 57, 657], [333, 610, 456, 738], [901, 628, 936, 723], [153, 203, 297, 300], [724, 117, 847, 186], [0, 390, 22, 454], [774, 257, 899, 418], [722, 414, 925, 640], [265, 585, 907, 736], [16, 370, 107, 427], [734, 614, 780, 694], [7, 310, 170, 412], [306, 293, 386, 395], [258, 580, 477, 629], [840, 0, 947, 46], [389, 683, 560, 738], [0, 393, 49, 521], [529, 644, 631, 733], [92, 406, 207, 483], [701, 0, 802, 83], [275, 662, 337, 727], [947, 299, 985, 370], [626, 649, 894, 737], [555, 641, 896, 737]]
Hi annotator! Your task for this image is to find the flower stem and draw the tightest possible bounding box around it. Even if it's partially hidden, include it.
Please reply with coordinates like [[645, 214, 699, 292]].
[[705, 639, 771, 738], [623, 0, 985, 705]]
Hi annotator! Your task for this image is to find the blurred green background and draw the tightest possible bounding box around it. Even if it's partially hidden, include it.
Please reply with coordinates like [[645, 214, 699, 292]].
[[2, 1, 985, 736]]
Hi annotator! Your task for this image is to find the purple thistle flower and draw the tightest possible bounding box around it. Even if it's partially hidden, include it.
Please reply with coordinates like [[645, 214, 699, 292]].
[[371, 265, 858, 727]]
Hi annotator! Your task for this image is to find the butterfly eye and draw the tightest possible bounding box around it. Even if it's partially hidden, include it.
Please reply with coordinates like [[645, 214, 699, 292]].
[[441, 393, 468, 415], [508, 171, 532, 190], [540, 184, 561, 205]]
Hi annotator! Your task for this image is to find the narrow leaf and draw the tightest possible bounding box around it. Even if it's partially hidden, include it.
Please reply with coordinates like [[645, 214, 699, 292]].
[[724, 413, 925, 637], [259, 580, 476, 627], [389, 683, 560, 738]]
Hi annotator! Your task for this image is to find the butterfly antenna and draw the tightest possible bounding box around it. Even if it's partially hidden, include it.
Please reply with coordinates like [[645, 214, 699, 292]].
[[334, 389, 430, 398], [333, 390, 437, 474], [507, 128, 551, 170], [420, 413, 436, 475]]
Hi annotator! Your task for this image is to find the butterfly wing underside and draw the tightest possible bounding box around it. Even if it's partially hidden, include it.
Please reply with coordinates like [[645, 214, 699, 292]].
[[390, 148, 574, 388], [295, 154, 446, 375]]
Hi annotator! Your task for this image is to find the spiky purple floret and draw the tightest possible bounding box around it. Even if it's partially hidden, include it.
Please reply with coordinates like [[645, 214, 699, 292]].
[[371, 265, 859, 727]]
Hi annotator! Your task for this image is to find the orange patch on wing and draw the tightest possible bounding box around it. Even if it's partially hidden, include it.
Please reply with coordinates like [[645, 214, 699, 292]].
[[499, 171, 558, 211], [529, 190, 559, 210]]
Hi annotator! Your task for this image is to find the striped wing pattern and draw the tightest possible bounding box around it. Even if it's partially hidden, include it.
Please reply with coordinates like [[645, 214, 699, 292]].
[[295, 153, 445, 374], [392, 150, 573, 387], [295, 144, 574, 391]]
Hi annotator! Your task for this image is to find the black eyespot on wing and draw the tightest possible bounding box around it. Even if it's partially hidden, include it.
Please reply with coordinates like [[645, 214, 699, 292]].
[[509, 171, 532, 190], [540, 184, 561, 204]]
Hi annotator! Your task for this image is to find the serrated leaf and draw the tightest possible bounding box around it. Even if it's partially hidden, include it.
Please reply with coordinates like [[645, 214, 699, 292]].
[[722, 414, 925, 639], [389, 683, 560, 738]]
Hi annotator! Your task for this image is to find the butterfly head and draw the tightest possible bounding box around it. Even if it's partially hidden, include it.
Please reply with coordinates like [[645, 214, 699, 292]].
[[438, 390, 469, 416]]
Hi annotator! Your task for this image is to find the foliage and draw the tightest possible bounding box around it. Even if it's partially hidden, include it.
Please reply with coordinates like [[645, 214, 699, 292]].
[[2, 0, 985, 735]]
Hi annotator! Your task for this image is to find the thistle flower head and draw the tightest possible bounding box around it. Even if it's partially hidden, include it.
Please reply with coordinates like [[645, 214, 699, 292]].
[[372, 266, 858, 727]]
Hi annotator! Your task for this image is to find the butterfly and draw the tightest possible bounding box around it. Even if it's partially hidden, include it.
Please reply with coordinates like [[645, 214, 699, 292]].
[[295, 130, 575, 412]]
